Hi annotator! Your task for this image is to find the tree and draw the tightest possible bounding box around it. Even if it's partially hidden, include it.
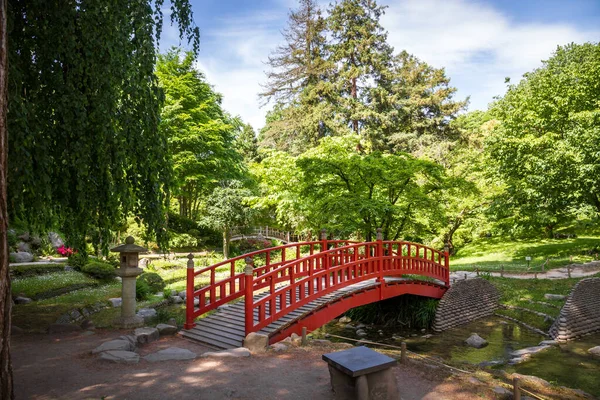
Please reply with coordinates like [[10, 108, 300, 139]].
[[7, 1, 199, 252], [201, 181, 255, 258], [1, 0, 12, 397], [235, 123, 259, 163], [156, 48, 243, 220], [2, 1, 198, 397], [487, 42, 600, 237]]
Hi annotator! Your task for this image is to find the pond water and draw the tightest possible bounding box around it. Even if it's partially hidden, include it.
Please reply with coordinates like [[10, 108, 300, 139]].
[[316, 317, 600, 396]]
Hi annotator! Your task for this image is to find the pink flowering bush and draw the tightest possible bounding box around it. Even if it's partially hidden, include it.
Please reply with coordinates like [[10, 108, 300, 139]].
[[56, 245, 75, 257]]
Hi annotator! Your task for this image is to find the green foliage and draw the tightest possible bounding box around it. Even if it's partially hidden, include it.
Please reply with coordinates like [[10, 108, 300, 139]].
[[344, 295, 439, 329], [10, 263, 66, 278], [487, 42, 600, 237], [7, 230, 17, 250], [139, 272, 166, 294], [136, 279, 151, 301], [156, 48, 244, 220], [82, 262, 115, 281], [68, 253, 88, 271], [6, 1, 199, 253], [12, 271, 97, 299]]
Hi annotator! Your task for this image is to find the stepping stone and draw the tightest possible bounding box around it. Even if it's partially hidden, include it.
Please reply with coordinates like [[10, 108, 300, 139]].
[[99, 350, 140, 364], [145, 347, 197, 362], [134, 327, 159, 344], [589, 346, 600, 357], [201, 347, 251, 358], [156, 324, 177, 335], [92, 339, 135, 354]]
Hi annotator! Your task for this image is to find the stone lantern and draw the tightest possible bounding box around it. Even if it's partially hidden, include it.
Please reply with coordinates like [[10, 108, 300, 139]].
[[111, 236, 147, 328]]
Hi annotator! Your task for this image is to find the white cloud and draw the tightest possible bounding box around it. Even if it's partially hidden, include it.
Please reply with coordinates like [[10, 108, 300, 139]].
[[188, 0, 599, 130]]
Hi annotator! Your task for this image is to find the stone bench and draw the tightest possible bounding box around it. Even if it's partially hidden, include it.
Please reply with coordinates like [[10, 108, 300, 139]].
[[322, 346, 400, 400]]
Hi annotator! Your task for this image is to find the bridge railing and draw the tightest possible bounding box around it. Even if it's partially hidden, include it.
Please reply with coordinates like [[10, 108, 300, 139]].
[[243, 240, 449, 333], [230, 226, 301, 243], [184, 235, 356, 329]]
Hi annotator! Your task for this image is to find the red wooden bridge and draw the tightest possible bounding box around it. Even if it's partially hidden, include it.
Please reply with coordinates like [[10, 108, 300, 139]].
[[182, 230, 450, 349]]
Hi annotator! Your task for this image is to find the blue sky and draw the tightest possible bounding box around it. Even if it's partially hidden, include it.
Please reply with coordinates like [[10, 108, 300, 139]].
[[160, 0, 600, 130]]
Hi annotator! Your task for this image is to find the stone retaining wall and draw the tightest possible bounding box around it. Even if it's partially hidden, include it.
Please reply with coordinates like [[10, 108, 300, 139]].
[[433, 278, 500, 332], [549, 277, 600, 342]]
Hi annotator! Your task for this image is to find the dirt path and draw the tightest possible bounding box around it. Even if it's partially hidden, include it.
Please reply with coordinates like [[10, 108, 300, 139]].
[[12, 330, 496, 400], [451, 261, 600, 281]]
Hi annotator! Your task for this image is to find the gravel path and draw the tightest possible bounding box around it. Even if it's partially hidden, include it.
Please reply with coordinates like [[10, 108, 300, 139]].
[[451, 261, 600, 281]]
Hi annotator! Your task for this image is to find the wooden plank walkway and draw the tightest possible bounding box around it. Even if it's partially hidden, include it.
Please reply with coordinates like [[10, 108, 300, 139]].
[[181, 276, 444, 349]]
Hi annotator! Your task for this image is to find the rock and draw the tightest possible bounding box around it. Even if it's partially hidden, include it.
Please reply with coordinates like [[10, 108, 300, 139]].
[[18, 232, 30, 242], [422, 334, 433, 339], [290, 333, 302, 346], [468, 377, 483, 385], [281, 337, 292, 344], [392, 336, 404, 341], [47, 323, 82, 334], [544, 294, 566, 301], [338, 316, 351, 324], [492, 386, 511, 395], [194, 298, 199, 306], [410, 334, 417, 337], [30, 236, 42, 248], [539, 340, 558, 346], [99, 350, 140, 364], [510, 345, 549, 357], [178, 291, 187, 299], [170, 295, 184, 304], [108, 298, 122, 308], [17, 242, 31, 253], [355, 323, 366, 329], [478, 360, 504, 367], [356, 329, 367, 337], [92, 339, 135, 354], [156, 323, 177, 335], [167, 318, 178, 327], [139, 258, 150, 268], [10, 252, 34, 263], [343, 324, 355, 330], [145, 347, 197, 362], [134, 327, 159, 344], [119, 335, 137, 348], [270, 343, 288, 352], [508, 356, 528, 365], [80, 320, 95, 330], [201, 347, 251, 358], [588, 346, 600, 357], [48, 232, 64, 248], [171, 290, 178, 296], [512, 374, 550, 387], [243, 332, 269, 353], [465, 333, 487, 348], [11, 325, 24, 335], [13, 296, 32, 305], [136, 308, 157, 321]]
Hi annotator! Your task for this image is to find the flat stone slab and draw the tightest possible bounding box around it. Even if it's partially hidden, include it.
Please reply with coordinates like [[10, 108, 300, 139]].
[[92, 339, 134, 354], [156, 323, 177, 335], [322, 346, 396, 378], [134, 327, 159, 344], [99, 350, 140, 364], [201, 347, 251, 358], [145, 347, 197, 362]]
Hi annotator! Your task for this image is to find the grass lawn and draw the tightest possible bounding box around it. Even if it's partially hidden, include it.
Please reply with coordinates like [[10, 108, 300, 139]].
[[10, 263, 67, 278], [12, 271, 98, 299], [451, 236, 600, 272]]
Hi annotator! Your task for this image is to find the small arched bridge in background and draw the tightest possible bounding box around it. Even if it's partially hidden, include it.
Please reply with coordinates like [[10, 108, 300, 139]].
[[230, 226, 300, 243], [182, 231, 450, 349]]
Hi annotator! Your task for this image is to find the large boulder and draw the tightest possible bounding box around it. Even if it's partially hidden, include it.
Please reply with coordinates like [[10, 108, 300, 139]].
[[243, 332, 268, 353], [145, 347, 197, 362], [99, 350, 140, 364], [48, 232, 64, 249], [10, 252, 34, 263], [92, 339, 135, 354], [465, 333, 487, 348], [17, 242, 31, 253], [201, 348, 251, 358], [134, 327, 159, 344]]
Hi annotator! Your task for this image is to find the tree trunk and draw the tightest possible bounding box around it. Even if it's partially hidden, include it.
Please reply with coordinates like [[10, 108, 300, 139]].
[[222, 229, 230, 259], [0, 0, 14, 396]]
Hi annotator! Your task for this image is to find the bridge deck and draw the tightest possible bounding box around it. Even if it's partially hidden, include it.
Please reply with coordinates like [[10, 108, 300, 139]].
[[181, 276, 445, 349]]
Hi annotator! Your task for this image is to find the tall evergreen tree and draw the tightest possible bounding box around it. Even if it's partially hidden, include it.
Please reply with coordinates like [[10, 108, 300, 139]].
[[235, 123, 259, 163]]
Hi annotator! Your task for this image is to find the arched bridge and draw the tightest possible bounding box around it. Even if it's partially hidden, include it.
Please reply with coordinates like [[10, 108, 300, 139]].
[[230, 226, 300, 243], [182, 233, 450, 349]]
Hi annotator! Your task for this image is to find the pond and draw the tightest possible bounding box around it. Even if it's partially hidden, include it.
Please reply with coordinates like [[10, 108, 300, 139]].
[[316, 317, 600, 396]]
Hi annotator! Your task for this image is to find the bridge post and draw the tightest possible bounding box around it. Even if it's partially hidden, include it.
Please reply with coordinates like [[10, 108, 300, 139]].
[[244, 256, 255, 335], [320, 229, 329, 272], [444, 245, 450, 286], [184, 253, 196, 330]]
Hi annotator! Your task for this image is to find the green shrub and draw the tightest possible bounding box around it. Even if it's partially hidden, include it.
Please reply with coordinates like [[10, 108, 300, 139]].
[[136, 279, 150, 301], [82, 261, 115, 280], [139, 272, 165, 294], [7, 230, 18, 250], [68, 253, 87, 271]]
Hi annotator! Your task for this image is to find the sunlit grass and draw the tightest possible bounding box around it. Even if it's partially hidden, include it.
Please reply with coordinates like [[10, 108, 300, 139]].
[[12, 271, 97, 298]]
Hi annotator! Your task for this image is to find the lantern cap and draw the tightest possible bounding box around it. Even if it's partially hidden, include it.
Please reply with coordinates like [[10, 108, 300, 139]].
[[111, 236, 148, 253]]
